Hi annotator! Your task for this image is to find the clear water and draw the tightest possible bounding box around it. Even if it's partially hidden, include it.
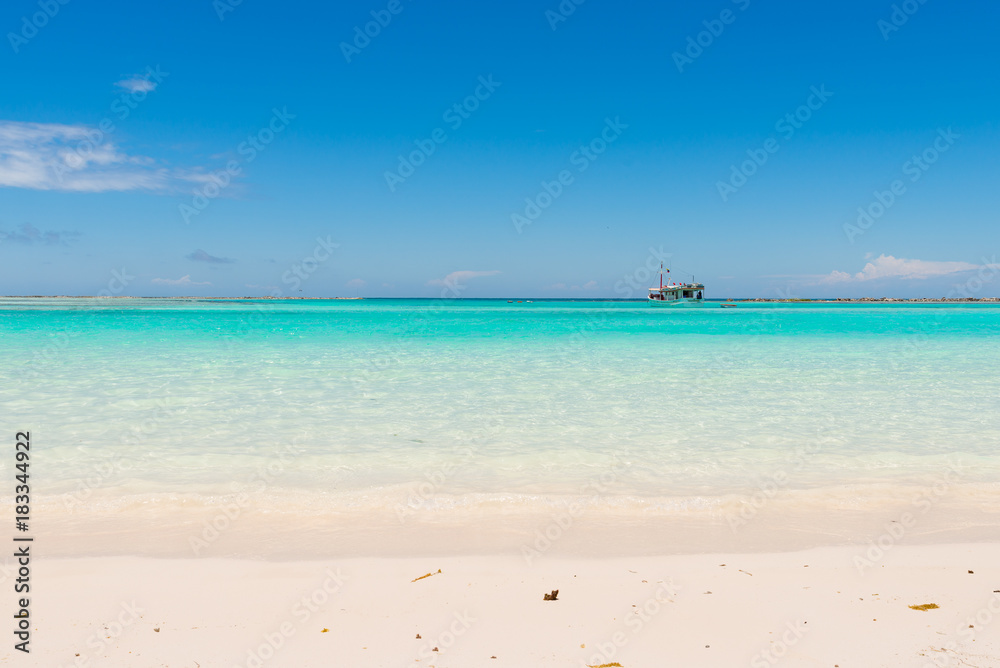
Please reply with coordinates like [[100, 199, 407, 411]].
[[2, 298, 999, 556]]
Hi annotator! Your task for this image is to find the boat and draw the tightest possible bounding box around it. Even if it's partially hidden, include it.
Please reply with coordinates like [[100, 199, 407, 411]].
[[648, 264, 706, 307]]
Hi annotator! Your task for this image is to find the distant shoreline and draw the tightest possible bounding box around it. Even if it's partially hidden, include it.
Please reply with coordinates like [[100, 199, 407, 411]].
[[738, 296, 1000, 303], [2, 296, 999, 303], [0, 295, 366, 300]]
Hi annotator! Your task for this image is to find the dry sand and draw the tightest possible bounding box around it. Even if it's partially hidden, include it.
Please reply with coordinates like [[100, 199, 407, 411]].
[[15, 543, 1000, 667]]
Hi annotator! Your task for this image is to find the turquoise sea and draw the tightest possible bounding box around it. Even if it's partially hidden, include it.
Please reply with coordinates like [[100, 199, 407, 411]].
[[2, 298, 999, 557]]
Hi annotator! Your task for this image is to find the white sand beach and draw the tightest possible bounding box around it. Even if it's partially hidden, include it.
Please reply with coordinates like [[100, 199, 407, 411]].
[[23, 543, 1000, 667]]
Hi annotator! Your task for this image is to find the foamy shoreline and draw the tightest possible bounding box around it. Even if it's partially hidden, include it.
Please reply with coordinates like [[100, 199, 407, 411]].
[[29, 479, 1000, 560], [29, 544, 1000, 667]]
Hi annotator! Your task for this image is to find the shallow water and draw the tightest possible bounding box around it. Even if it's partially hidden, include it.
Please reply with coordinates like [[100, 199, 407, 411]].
[[2, 298, 999, 556]]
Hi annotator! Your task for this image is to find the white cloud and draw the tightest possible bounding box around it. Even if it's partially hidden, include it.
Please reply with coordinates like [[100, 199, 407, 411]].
[[115, 77, 157, 94], [0, 120, 205, 193], [427, 270, 500, 288], [151, 275, 211, 286], [581, 280, 598, 290], [346, 278, 366, 288], [820, 254, 980, 283], [823, 270, 853, 283]]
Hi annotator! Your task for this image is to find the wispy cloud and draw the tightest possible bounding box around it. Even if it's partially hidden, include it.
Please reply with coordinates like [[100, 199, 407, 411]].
[[0, 120, 208, 193], [151, 275, 211, 286], [0, 222, 79, 246], [187, 249, 235, 264], [427, 270, 500, 288], [115, 76, 158, 94], [820, 254, 981, 284], [346, 278, 366, 288]]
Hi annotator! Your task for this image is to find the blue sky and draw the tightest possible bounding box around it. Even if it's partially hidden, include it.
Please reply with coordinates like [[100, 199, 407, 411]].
[[1, 0, 998, 298]]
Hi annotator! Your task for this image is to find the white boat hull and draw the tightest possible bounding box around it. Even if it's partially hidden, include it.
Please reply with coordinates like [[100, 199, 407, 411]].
[[647, 297, 706, 307]]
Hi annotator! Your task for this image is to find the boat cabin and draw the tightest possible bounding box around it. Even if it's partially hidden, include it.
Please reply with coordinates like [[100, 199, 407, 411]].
[[648, 283, 705, 302]]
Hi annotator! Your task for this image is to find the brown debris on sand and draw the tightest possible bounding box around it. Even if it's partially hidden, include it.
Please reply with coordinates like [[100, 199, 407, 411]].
[[909, 603, 940, 611], [411, 569, 442, 582], [543, 589, 559, 601]]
